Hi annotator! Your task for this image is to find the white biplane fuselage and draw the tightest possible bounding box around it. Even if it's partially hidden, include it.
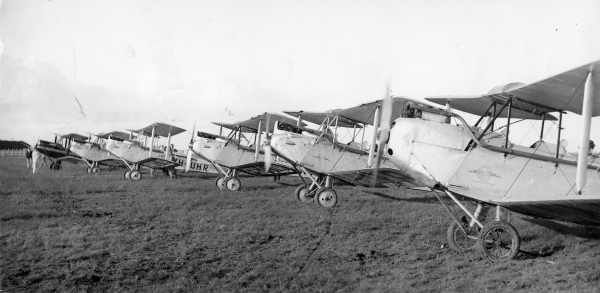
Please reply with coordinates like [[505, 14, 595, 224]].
[[270, 132, 397, 185], [388, 117, 600, 226], [69, 140, 120, 163], [105, 139, 167, 163], [189, 113, 302, 191]]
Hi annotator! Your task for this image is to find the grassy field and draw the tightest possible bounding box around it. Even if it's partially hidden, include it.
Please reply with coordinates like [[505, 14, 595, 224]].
[[1, 157, 599, 292]]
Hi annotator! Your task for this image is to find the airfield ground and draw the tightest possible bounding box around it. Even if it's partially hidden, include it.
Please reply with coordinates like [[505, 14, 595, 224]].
[[1, 157, 600, 292]]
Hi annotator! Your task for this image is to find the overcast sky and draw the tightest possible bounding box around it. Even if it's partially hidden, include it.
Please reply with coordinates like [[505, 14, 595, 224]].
[[1, 0, 599, 149]]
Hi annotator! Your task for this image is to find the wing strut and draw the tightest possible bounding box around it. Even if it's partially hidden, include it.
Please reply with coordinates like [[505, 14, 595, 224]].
[[148, 126, 155, 158], [576, 69, 595, 194]]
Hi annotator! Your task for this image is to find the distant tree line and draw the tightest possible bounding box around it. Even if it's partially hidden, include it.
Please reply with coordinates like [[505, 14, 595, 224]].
[[0, 140, 30, 150]]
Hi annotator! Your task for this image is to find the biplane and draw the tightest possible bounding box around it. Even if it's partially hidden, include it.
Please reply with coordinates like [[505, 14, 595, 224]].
[[104, 122, 187, 181], [375, 60, 600, 261], [32, 133, 87, 173], [265, 97, 451, 208], [187, 113, 303, 191], [68, 131, 131, 173]]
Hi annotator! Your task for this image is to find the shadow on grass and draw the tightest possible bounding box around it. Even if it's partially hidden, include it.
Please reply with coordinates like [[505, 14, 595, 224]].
[[517, 245, 566, 259], [360, 190, 439, 204], [522, 217, 600, 239]]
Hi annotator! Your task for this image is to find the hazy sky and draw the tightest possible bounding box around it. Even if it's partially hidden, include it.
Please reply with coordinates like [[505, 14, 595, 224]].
[[1, 0, 599, 148]]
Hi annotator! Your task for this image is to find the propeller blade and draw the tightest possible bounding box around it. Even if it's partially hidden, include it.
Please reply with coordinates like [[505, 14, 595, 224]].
[[32, 148, 40, 175], [185, 148, 193, 172], [189, 122, 196, 146], [264, 143, 272, 172], [263, 113, 273, 172], [185, 122, 196, 172], [371, 83, 393, 187]]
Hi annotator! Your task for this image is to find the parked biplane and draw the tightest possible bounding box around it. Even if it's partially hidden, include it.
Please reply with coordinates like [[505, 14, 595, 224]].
[[265, 97, 451, 208], [68, 131, 130, 173], [187, 113, 303, 191], [104, 122, 187, 181], [32, 133, 87, 173], [372, 60, 600, 261]]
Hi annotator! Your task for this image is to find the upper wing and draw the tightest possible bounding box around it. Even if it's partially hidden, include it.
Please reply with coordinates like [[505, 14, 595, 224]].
[[135, 122, 186, 137], [338, 97, 451, 125], [507, 60, 600, 115], [428, 60, 600, 117], [284, 111, 359, 128], [426, 96, 556, 120]]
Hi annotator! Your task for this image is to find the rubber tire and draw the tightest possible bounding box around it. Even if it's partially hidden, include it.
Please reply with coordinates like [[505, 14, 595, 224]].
[[124, 171, 131, 180], [446, 220, 479, 253], [315, 188, 337, 209], [225, 177, 242, 191], [479, 220, 520, 262], [216, 176, 226, 191], [129, 170, 142, 181], [91, 167, 99, 174], [295, 185, 313, 203]]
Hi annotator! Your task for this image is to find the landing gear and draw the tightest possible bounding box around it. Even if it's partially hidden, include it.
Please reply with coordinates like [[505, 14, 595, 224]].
[[479, 220, 520, 262], [294, 184, 315, 203], [439, 192, 520, 261], [225, 176, 242, 191], [90, 166, 99, 174], [216, 176, 227, 191], [315, 188, 337, 208], [167, 168, 177, 179], [124, 170, 131, 180], [129, 170, 142, 181], [296, 169, 338, 208], [446, 218, 480, 253]]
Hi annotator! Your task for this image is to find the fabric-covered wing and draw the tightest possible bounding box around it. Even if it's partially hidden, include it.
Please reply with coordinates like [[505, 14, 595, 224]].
[[338, 97, 450, 125], [211, 122, 238, 131], [138, 157, 179, 169], [426, 96, 556, 120], [235, 112, 305, 132], [428, 60, 599, 117], [61, 133, 89, 142], [135, 122, 186, 137], [97, 131, 131, 141], [284, 111, 359, 128], [506, 60, 600, 115]]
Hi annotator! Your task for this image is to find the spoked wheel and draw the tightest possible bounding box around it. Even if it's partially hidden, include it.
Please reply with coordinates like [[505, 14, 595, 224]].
[[129, 170, 142, 181], [446, 219, 480, 253], [124, 171, 131, 180], [479, 220, 520, 262], [225, 177, 242, 191], [315, 188, 337, 209], [294, 184, 314, 203], [216, 176, 227, 191]]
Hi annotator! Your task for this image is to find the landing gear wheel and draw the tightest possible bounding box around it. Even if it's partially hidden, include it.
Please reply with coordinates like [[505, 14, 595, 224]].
[[225, 177, 242, 191], [479, 220, 520, 262], [447, 220, 480, 253], [87, 167, 91, 174], [124, 171, 131, 180], [90, 167, 99, 174], [216, 176, 226, 191], [315, 188, 337, 209], [129, 170, 142, 181], [295, 185, 313, 203], [167, 169, 177, 179]]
